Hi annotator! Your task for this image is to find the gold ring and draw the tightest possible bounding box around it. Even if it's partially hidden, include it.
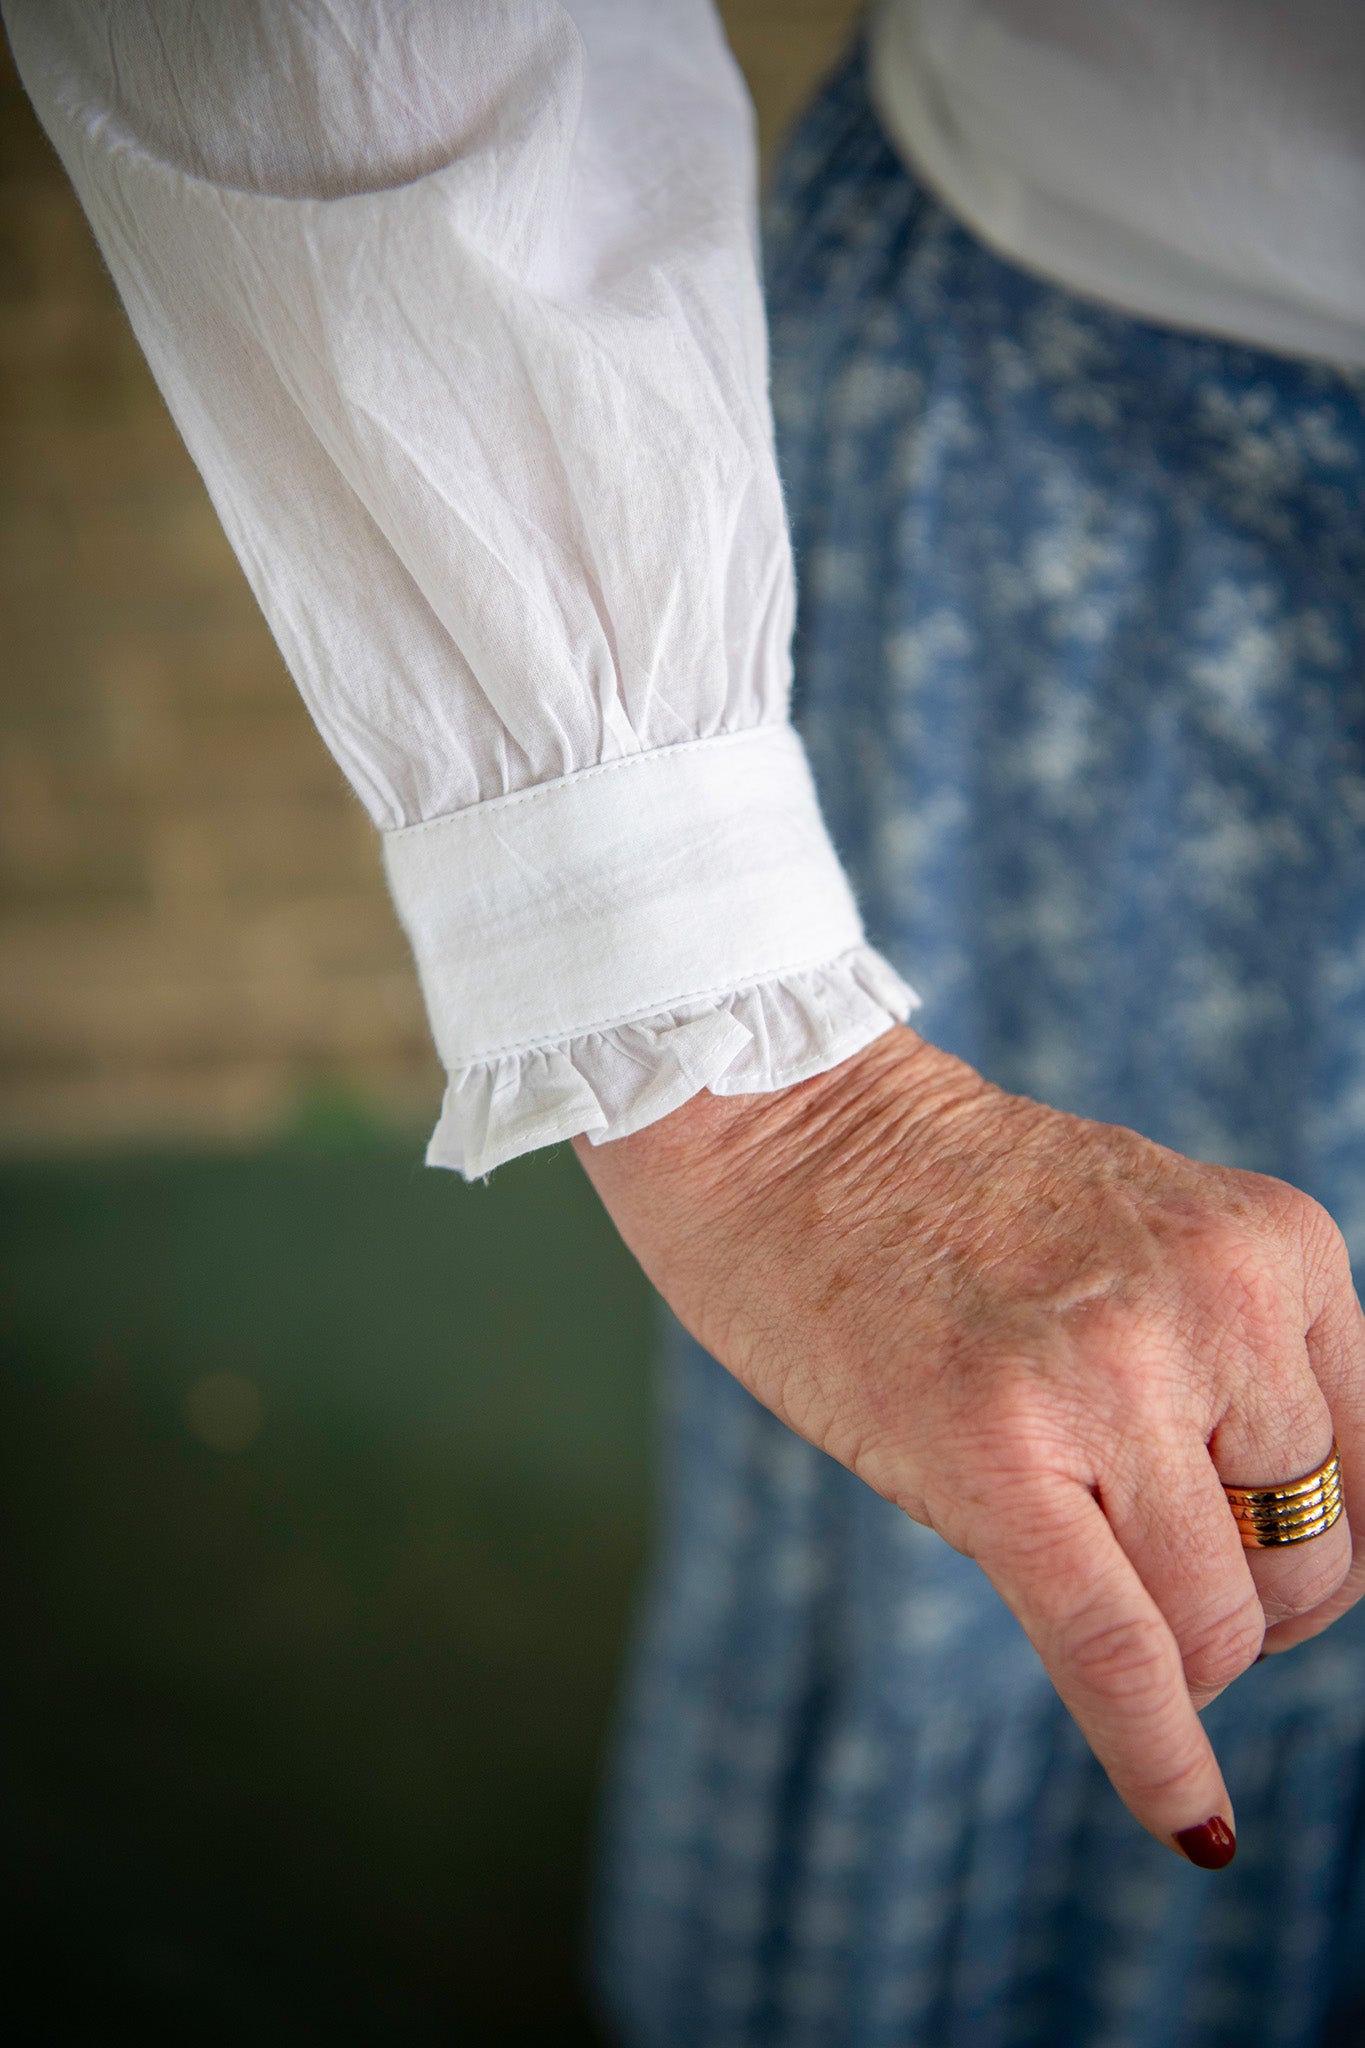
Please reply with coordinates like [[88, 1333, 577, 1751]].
[[1222, 1440, 1344, 1549]]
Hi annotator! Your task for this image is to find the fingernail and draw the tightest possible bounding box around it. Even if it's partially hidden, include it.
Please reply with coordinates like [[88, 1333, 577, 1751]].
[[1174, 1816, 1237, 1869]]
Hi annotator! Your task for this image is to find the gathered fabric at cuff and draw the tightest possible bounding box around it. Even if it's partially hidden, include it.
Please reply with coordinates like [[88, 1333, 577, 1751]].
[[381, 724, 918, 1178]]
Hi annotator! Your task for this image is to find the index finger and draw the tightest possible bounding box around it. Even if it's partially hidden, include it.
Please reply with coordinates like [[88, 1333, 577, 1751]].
[[975, 1480, 1237, 1866]]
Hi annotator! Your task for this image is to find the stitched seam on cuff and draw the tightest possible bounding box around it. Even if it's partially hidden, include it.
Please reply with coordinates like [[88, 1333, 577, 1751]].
[[448, 942, 879, 1068], [384, 724, 793, 841]]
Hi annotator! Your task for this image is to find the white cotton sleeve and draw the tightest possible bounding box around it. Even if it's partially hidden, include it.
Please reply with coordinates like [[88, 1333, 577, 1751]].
[[5, 0, 915, 1175]]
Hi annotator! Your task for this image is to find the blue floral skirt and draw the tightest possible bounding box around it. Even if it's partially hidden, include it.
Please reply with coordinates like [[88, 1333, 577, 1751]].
[[595, 44, 1365, 2048]]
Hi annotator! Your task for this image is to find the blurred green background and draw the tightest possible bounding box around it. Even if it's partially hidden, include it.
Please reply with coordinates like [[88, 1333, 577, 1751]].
[[0, 4, 863, 2040], [0, 1132, 653, 2042]]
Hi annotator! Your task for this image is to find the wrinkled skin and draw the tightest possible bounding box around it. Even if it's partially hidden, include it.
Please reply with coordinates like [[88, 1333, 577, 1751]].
[[575, 1026, 1365, 1860]]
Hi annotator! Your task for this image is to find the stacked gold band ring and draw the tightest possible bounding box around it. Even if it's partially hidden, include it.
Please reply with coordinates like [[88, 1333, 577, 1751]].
[[1222, 1440, 1344, 1549]]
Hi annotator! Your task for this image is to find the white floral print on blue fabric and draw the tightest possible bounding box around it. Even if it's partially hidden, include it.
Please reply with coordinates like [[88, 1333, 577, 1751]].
[[595, 41, 1365, 2048]]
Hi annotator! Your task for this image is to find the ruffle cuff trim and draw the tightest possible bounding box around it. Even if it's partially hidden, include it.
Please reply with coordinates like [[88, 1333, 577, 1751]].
[[426, 945, 918, 1178]]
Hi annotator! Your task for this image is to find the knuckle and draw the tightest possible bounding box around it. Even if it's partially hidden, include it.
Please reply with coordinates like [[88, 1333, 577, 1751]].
[[1305, 1203, 1355, 1292], [953, 1379, 1093, 1490], [1117, 1745, 1212, 1810], [1196, 1228, 1291, 1347], [1178, 1603, 1264, 1692], [1285, 1181, 1337, 1244], [1258, 1544, 1353, 1626], [1250, 1177, 1348, 1283], [1062, 1610, 1172, 1705]]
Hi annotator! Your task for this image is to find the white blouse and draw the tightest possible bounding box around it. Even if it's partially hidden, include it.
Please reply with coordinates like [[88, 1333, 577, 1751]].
[[4, 0, 917, 1176], [9, 1, 1354, 1178]]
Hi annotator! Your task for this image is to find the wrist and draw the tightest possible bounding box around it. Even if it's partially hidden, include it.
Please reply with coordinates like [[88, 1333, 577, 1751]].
[[573, 1024, 988, 1231]]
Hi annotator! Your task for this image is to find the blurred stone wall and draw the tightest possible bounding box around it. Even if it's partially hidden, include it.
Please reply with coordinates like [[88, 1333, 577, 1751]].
[[0, 3, 861, 1151]]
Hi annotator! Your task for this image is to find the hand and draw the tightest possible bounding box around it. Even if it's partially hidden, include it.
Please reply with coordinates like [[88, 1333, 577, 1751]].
[[574, 1026, 1365, 1864]]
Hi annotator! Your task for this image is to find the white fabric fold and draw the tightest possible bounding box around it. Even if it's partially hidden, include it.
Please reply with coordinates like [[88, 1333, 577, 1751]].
[[430, 945, 918, 1177]]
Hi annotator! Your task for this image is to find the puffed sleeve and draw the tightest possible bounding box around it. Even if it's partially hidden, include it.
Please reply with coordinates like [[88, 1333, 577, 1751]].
[[4, 0, 915, 1175]]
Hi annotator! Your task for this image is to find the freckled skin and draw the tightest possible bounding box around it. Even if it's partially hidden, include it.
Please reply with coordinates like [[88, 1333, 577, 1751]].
[[576, 1025, 1365, 1864]]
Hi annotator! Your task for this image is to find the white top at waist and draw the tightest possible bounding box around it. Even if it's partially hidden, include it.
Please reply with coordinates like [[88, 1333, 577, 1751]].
[[870, 0, 1365, 366]]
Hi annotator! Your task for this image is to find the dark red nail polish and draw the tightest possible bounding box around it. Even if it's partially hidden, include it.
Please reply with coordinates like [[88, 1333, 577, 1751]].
[[1174, 1816, 1237, 1869]]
